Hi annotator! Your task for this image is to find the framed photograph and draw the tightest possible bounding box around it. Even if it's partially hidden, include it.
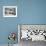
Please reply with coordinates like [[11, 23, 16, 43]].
[[18, 24, 46, 42], [3, 6, 17, 17]]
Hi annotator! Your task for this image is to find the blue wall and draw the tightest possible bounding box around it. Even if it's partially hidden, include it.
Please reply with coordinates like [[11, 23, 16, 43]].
[[0, 0, 46, 44]]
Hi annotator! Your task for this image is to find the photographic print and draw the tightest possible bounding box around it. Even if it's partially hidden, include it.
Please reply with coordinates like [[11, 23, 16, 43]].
[[18, 24, 46, 46], [18, 24, 46, 41], [3, 6, 17, 17]]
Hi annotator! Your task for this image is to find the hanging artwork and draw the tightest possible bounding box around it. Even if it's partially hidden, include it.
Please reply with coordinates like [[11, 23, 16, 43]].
[[18, 24, 46, 41], [3, 6, 17, 17]]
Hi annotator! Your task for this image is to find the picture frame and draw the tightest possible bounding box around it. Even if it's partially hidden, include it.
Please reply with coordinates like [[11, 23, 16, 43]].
[[18, 24, 46, 42], [3, 6, 17, 17]]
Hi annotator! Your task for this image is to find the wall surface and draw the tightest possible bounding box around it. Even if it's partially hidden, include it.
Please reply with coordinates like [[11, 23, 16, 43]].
[[0, 0, 46, 45], [0, 0, 18, 44]]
